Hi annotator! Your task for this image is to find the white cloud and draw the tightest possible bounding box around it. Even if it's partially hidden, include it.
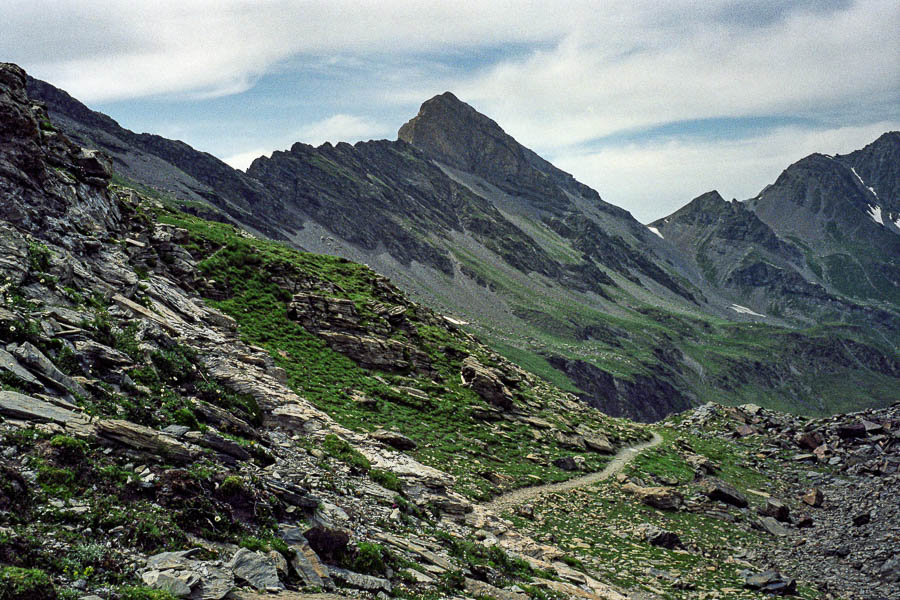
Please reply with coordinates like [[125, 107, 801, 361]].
[[552, 121, 900, 223], [295, 114, 388, 146], [4, 0, 897, 221]]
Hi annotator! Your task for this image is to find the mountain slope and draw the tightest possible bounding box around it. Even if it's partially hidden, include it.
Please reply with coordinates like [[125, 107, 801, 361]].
[[25, 74, 900, 421], [4, 63, 899, 600], [747, 147, 900, 305]]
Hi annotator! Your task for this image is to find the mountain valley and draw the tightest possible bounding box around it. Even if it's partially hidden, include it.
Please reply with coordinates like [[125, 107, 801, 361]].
[[0, 61, 898, 600]]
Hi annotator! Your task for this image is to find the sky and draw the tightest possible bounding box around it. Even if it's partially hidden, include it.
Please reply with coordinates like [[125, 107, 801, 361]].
[[3, 0, 899, 223]]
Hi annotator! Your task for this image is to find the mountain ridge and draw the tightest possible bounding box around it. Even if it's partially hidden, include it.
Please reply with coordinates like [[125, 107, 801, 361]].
[[23, 72, 900, 421]]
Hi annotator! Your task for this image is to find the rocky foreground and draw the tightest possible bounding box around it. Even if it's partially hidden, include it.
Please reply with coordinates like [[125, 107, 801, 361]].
[[0, 59, 898, 600]]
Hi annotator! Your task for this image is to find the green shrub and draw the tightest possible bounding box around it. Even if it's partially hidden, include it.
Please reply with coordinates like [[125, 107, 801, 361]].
[[35, 462, 77, 497], [322, 434, 371, 472], [172, 407, 200, 430], [27, 242, 53, 273], [346, 542, 387, 575], [49, 435, 87, 463], [117, 586, 177, 600], [218, 476, 244, 496], [0, 566, 56, 600], [370, 469, 402, 492]]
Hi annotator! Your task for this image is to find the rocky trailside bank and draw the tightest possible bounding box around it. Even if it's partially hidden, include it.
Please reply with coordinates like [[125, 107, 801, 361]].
[[0, 60, 898, 600]]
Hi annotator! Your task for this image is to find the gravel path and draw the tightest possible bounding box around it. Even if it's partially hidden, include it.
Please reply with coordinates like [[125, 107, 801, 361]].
[[484, 432, 663, 513]]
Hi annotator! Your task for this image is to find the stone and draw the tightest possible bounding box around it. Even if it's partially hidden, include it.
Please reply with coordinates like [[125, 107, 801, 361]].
[[372, 428, 417, 450], [463, 577, 526, 600], [0, 390, 78, 424], [12, 342, 88, 397], [641, 525, 683, 549], [553, 456, 580, 471], [229, 548, 282, 591], [835, 422, 867, 439], [755, 516, 791, 537], [801, 488, 824, 507], [700, 478, 748, 508], [795, 431, 823, 451], [95, 419, 195, 463], [743, 570, 797, 596], [759, 498, 790, 522], [328, 567, 392, 593], [144, 550, 233, 600], [73, 339, 133, 369], [277, 525, 333, 589], [460, 356, 514, 410], [0, 347, 41, 387], [142, 570, 193, 598], [621, 482, 683, 510]]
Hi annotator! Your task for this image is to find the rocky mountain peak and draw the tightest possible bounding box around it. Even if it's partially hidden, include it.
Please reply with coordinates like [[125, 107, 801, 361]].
[[398, 91, 549, 177], [399, 92, 608, 216]]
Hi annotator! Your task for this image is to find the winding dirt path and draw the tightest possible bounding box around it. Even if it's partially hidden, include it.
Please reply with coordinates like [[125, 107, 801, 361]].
[[484, 432, 663, 513]]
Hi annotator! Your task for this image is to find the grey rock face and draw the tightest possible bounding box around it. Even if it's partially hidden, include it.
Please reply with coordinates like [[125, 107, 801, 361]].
[[228, 548, 282, 591]]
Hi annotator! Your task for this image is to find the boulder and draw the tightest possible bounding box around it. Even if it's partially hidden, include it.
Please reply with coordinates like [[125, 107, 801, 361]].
[[743, 570, 797, 596], [755, 516, 791, 537], [640, 525, 683, 549], [328, 567, 392, 593], [73, 339, 133, 370], [460, 356, 514, 410], [621, 482, 683, 510], [0, 348, 41, 387], [141, 570, 193, 598], [11, 342, 88, 397], [700, 478, 748, 508], [277, 525, 333, 589], [372, 428, 417, 451], [144, 550, 232, 600], [229, 548, 282, 591], [795, 431, 823, 451], [759, 498, 790, 522], [95, 419, 195, 463], [0, 390, 78, 425], [801, 488, 824, 507]]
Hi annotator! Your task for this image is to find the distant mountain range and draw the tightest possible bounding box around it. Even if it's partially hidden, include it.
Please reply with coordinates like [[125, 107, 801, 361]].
[[26, 76, 900, 420]]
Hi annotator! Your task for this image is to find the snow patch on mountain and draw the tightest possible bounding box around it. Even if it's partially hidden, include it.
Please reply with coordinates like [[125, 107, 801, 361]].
[[867, 204, 884, 225], [647, 226, 664, 239], [730, 304, 766, 317]]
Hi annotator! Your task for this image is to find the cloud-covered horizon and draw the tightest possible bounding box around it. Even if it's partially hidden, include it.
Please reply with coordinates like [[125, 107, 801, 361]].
[[3, 0, 898, 222]]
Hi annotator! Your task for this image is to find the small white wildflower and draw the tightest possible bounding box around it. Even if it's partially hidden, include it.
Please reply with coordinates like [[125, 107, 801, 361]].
[[39, 278, 45, 284], [9, 326, 15, 332], [214, 515, 221, 522]]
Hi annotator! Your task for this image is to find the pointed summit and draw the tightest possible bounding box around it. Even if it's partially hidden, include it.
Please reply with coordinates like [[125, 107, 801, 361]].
[[399, 92, 609, 214], [398, 91, 554, 177]]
